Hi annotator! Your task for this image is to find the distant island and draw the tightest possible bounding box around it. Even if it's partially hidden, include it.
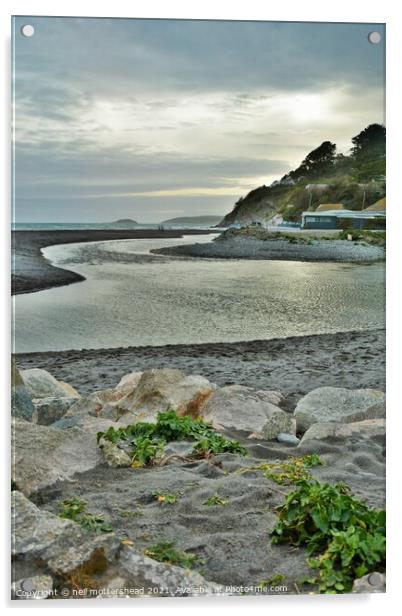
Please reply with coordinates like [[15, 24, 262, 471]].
[[112, 218, 138, 224], [162, 215, 222, 225]]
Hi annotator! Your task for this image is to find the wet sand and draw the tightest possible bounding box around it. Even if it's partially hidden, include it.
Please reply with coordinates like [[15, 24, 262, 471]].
[[15, 329, 385, 408], [12, 229, 217, 295]]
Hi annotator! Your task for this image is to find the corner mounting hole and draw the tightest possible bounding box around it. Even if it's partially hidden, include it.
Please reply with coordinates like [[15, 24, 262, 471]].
[[368, 31, 381, 44], [21, 24, 35, 38]]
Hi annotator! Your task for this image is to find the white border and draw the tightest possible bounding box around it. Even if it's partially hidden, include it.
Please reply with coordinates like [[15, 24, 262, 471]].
[[2, 1, 401, 614]]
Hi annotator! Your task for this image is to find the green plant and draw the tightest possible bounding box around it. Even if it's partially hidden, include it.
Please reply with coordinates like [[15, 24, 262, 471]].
[[258, 574, 285, 589], [144, 542, 198, 568], [153, 492, 181, 505], [97, 410, 247, 467], [58, 498, 113, 534], [241, 454, 323, 485], [271, 480, 385, 593], [193, 432, 248, 457], [203, 493, 227, 507]]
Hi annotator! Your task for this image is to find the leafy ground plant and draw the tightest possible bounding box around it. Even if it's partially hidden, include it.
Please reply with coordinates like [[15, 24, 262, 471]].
[[203, 493, 227, 507], [97, 410, 247, 467], [240, 454, 323, 485], [153, 491, 181, 505], [144, 542, 198, 568], [271, 479, 385, 593], [59, 498, 113, 534]]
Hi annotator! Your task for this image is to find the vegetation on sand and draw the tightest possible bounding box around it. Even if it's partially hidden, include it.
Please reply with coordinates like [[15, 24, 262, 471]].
[[144, 542, 199, 568], [271, 479, 385, 593], [58, 497, 113, 534], [97, 410, 247, 467]]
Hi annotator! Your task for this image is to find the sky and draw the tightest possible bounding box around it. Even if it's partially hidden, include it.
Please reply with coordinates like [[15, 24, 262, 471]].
[[13, 17, 385, 223]]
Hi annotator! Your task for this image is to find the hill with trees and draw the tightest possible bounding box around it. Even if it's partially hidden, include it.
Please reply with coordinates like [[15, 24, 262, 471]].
[[219, 124, 385, 226]]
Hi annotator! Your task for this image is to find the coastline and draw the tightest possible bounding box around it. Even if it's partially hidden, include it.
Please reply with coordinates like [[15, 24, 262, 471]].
[[152, 234, 385, 263], [15, 328, 385, 407], [11, 229, 217, 295]]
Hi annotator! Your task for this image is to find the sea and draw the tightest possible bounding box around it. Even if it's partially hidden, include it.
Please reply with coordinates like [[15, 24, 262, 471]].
[[12, 233, 385, 353]]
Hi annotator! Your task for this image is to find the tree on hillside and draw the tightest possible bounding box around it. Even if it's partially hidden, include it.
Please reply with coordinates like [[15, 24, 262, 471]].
[[288, 141, 337, 181], [351, 124, 385, 158]]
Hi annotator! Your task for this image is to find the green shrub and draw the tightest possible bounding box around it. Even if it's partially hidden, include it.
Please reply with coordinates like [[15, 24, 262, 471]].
[[271, 480, 385, 593], [97, 410, 247, 467]]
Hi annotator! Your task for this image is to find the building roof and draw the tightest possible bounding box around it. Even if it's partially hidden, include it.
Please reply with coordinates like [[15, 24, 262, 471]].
[[316, 203, 344, 212], [363, 197, 386, 212], [302, 209, 385, 219]]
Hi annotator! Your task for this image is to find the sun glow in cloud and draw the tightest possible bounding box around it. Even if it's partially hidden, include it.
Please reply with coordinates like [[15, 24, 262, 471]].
[[13, 17, 385, 222]]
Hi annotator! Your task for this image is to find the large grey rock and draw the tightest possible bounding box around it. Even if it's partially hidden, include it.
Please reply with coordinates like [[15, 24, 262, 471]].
[[12, 419, 103, 496], [53, 414, 119, 434], [98, 437, 132, 467], [117, 545, 222, 596], [352, 572, 385, 593], [12, 491, 119, 581], [33, 396, 78, 425], [300, 418, 386, 444], [201, 385, 295, 438], [21, 368, 80, 400], [11, 359, 35, 421], [294, 387, 385, 432], [115, 369, 216, 422]]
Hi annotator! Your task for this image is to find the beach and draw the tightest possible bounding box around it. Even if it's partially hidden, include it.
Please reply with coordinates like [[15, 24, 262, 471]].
[[152, 232, 385, 263]]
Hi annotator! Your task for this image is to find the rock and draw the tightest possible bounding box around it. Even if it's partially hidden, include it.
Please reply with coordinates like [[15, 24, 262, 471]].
[[117, 545, 222, 596], [115, 369, 216, 421], [300, 419, 386, 444], [89, 388, 126, 407], [21, 368, 80, 400], [12, 491, 119, 581], [116, 371, 143, 395], [52, 414, 119, 434], [32, 396, 78, 425], [61, 397, 101, 418], [294, 387, 385, 432], [164, 440, 195, 457], [11, 358, 35, 421], [352, 571, 385, 593], [98, 437, 132, 467], [12, 419, 103, 496], [201, 385, 295, 438], [276, 433, 300, 446], [11, 575, 53, 600]]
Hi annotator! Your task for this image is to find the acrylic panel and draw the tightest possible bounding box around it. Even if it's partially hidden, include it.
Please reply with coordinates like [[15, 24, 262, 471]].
[[11, 16, 386, 599]]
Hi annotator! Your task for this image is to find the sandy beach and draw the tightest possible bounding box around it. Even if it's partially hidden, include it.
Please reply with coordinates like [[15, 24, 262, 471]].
[[16, 329, 385, 408]]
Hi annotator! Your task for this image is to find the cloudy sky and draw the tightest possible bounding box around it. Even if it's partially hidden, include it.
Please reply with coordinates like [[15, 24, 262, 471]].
[[13, 17, 385, 223]]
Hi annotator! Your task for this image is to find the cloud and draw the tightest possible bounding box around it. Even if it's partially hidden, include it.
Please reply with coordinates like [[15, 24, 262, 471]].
[[12, 17, 385, 222]]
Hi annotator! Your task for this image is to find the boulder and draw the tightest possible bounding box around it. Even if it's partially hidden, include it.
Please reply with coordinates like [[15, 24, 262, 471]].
[[12, 419, 103, 496], [32, 396, 78, 425], [116, 545, 222, 597], [116, 371, 143, 395], [98, 437, 132, 468], [12, 491, 119, 581], [52, 414, 119, 434], [300, 418, 386, 444], [201, 385, 295, 438], [89, 388, 126, 407], [21, 368, 80, 400], [11, 359, 35, 421], [276, 433, 300, 446], [294, 387, 385, 433], [114, 369, 216, 421], [352, 572, 385, 593]]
